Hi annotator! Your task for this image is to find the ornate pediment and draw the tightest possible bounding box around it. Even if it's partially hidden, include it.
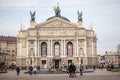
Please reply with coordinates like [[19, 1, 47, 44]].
[[36, 17, 77, 28]]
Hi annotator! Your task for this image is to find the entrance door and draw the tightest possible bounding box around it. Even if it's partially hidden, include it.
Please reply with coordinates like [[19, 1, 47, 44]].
[[55, 60, 59, 69]]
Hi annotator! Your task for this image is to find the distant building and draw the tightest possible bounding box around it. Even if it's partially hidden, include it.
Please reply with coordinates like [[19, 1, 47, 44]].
[[104, 44, 120, 66], [0, 52, 9, 69], [104, 51, 120, 66], [17, 5, 97, 69], [96, 55, 101, 67], [0, 36, 17, 66]]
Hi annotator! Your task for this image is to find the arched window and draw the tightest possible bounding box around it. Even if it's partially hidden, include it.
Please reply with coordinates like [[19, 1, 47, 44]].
[[54, 42, 60, 56], [67, 42, 73, 56], [41, 42, 47, 56]]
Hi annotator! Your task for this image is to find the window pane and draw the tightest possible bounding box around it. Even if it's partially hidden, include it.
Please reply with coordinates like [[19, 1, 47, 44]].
[[54, 42, 60, 56], [41, 42, 47, 56], [67, 42, 73, 56]]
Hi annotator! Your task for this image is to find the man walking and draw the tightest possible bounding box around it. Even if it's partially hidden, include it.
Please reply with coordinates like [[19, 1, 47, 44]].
[[29, 66, 33, 75], [80, 64, 83, 76], [16, 67, 20, 76]]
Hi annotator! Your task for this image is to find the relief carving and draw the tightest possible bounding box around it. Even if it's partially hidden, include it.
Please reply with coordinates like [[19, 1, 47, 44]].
[[42, 20, 73, 28]]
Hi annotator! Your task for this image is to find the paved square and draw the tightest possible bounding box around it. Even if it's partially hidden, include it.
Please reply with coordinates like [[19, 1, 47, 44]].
[[0, 69, 120, 80]]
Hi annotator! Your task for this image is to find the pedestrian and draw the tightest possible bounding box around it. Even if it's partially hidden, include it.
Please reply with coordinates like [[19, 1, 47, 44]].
[[80, 64, 83, 76], [37, 66, 40, 71], [33, 67, 37, 75], [93, 65, 96, 70], [16, 67, 20, 76], [72, 63, 76, 77], [68, 63, 73, 78], [29, 66, 33, 76]]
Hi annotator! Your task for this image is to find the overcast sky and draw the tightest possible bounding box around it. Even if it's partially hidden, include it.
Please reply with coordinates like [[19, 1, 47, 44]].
[[0, 0, 120, 55]]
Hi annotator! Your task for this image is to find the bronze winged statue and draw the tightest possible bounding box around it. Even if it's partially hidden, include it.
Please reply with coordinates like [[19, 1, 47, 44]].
[[30, 11, 36, 22], [77, 11, 82, 22]]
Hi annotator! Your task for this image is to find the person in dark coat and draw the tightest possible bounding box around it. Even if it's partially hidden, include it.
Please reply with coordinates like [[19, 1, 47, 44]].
[[29, 66, 33, 75], [68, 63, 73, 78], [72, 63, 76, 77], [16, 67, 20, 76], [80, 64, 83, 76], [93, 65, 96, 70]]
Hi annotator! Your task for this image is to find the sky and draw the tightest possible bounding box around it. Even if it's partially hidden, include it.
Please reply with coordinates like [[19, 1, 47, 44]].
[[0, 0, 120, 55]]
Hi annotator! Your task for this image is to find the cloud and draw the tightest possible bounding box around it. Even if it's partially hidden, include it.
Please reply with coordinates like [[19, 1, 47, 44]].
[[0, 0, 37, 8]]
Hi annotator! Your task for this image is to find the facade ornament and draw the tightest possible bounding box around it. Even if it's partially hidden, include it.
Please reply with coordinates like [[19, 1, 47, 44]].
[[54, 3, 61, 17], [30, 11, 36, 22], [77, 11, 82, 22]]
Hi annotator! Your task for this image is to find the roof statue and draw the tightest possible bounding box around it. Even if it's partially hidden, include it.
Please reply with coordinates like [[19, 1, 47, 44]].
[[46, 3, 70, 22], [30, 11, 36, 22], [54, 3, 61, 17], [77, 11, 82, 22]]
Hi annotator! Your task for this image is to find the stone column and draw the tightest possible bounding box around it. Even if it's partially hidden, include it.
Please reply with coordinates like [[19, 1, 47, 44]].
[[74, 39, 77, 56], [48, 40, 50, 56], [76, 40, 78, 56], [36, 39, 39, 66], [93, 41, 95, 65], [91, 40, 94, 65], [20, 42, 22, 57], [27, 41, 29, 57], [37, 40, 39, 56], [63, 39, 65, 56], [51, 40, 53, 56], [61, 40, 64, 56], [35, 40, 37, 57], [17, 41, 21, 57], [39, 41, 41, 57], [84, 40, 87, 57]]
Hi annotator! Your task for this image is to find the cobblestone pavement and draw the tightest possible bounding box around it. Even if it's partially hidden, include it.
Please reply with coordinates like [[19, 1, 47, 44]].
[[0, 69, 120, 80]]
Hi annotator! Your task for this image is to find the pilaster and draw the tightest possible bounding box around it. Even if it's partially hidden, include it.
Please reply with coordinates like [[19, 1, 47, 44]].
[[48, 40, 51, 57], [50, 40, 53, 56], [77, 40, 78, 56], [27, 41, 29, 57], [35, 40, 37, 57], [61, 40, 64, 56], [64, 39, 66, 56]]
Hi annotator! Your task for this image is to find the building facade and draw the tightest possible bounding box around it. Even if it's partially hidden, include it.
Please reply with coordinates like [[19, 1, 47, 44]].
[[17, 6, 97, 69], [0, 52, 9, 69], [104, 51, 120, 66], [104, 53, 120, 66], [0, 36, 17, 66]]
